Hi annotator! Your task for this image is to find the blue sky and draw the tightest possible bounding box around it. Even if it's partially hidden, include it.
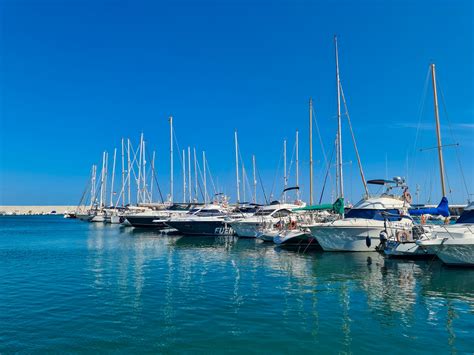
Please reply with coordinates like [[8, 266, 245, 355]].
[[0, 0, 473, 205]]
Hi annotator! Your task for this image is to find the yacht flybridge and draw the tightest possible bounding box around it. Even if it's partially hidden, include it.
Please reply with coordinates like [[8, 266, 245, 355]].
[[309, 178, 413, 252]]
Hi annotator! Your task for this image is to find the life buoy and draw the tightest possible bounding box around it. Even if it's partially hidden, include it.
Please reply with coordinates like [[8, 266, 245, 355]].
[[403, 189, 413, 204], [396, 230, 409, 243]]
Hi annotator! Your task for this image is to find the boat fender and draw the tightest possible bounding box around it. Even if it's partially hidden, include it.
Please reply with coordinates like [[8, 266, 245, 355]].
[[366, 235, 371, 248]]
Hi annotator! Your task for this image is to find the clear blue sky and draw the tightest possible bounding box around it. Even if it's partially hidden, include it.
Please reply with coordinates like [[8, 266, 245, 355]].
[[1, 0, 473, 205]]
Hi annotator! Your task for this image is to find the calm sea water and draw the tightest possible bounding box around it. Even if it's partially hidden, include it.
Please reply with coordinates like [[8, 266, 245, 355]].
[[0, 216, 473, 353]]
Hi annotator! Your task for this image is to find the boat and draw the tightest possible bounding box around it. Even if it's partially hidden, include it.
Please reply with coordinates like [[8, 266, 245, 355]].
[[416, 202, 474, 266], [229, 202, 302, 238], [383, 63, 452, 258], [309, 178, 413, 252], [125, 203, 198, 229], [165, 204, 235, 236]]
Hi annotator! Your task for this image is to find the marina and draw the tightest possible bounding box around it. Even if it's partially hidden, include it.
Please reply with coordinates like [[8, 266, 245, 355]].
[[1, 215, 473, 353], [1, 0, 473, 353]]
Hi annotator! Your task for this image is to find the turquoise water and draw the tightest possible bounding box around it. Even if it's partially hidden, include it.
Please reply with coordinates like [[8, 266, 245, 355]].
[[1, 216, 473, 353]]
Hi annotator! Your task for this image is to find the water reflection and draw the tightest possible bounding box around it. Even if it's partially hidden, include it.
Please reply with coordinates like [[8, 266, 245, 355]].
[[83, 226, 473, 353]]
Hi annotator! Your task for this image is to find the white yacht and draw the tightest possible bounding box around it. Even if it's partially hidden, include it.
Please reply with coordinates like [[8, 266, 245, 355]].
[[229, 202, 303, 238], [417, 202, 474, 266], [308, 178, 412, 252]]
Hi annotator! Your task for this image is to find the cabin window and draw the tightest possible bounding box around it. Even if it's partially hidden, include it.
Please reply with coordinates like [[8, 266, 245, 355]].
[[273, 209, 291, 218], [345, 209, 401, 221], [255, 209, 275, 216]]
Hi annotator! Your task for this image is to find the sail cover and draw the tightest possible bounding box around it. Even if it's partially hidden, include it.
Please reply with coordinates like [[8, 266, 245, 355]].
[[409, 197, 450, 217], [293, 198, 345, 215]]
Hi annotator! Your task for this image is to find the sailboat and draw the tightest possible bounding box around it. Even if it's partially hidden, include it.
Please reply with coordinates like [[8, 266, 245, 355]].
[[383, 64, 452, 257]]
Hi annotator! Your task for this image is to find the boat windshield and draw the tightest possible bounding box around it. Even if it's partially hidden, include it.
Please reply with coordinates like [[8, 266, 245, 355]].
[[196, 209, 226, 217], [345, 209, 402, 221], [456, 210, 474, 224], [168, 204, 191, 211], [254, 209, 275, 216], [187, 208, 201, 214]]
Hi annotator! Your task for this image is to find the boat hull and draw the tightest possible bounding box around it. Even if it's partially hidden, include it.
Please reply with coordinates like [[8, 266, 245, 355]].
[[126, 215, 169, 229], [274, 230, 320, 249], [436, 243, 474, 266], [310, 225, 384, 252], [383, 240, 433, 258], [166, 220, 234, 236]]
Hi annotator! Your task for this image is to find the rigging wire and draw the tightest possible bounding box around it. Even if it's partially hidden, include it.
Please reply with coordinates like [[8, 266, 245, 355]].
[[436, 75, 471, 199]]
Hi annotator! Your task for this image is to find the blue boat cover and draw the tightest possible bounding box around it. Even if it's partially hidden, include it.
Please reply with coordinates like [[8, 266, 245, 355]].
[[409, 197, 450, 217]]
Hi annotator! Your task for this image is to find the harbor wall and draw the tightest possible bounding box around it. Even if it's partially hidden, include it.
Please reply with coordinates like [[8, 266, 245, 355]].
[[0, 206, 76, 215]]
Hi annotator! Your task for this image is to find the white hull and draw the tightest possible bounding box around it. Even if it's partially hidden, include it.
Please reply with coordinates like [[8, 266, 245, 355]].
[[311, 225, 384, 252], [91, 215, 105, 222], [110, 215, 122, 224], [231, 222, 262, 238], [436, 243, 474, 266], [384, 240, 433, 257]]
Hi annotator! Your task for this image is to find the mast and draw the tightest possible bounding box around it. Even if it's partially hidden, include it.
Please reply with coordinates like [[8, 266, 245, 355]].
[[142, 138, 147, 203], [242, 165, 246, 202], [252, 154, 257, 203], [121, 138, 125, 207], [110, 148, 117, 207], [182, 149, 186, 203], [296, 130, 299, 200], [99, 151, 106, 208], [90, 164, 96, 209], [188, 147, 192, 203], [137, 134, 143, 204], [193, 147, 198, 201], [203, 151, 207, 204], [169, 116, 174, 202], [431, 63, 446, 197], [104, 152, 108, 207], [335, 35, 344, 200], [150, 150, 155, 203], [309, 98, 314, 205], [127, 139, 131, 205], [283, 139, 287, 202], [234, 130, 240, 203]]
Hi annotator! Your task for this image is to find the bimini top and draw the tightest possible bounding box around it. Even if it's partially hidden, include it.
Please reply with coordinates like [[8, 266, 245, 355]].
[[352, 195, 408, 210]]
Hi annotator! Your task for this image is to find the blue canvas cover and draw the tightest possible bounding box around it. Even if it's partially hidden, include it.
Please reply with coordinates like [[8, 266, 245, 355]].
[[409, 197, 450, 217]]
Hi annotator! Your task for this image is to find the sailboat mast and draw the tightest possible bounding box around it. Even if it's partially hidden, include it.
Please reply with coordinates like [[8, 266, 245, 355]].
[[335, 35, 344, 199], [430, 64, 447, 197], [142, 139, 147, 202], [127, 139, 131, 205], [309, 98, 314, 205], [284, 139, 287, 202], [137, 134, 143, 204], [242, 165, 246, 202], [193, 147, 198, 202], [99, 151, 106, 208], [91, 164, 96, 209], [188, 147, 192, 203], [110, 148, 117, 207], [150, 151, 155, 203], [169, 116, 174, 203], [203, 151, 207, 204], [182, 149, 186, 203], [234, 130, 240, 203], [121, 138, 125, 207], [252, 154, 257, 203], [296, 130, 299, 200]]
